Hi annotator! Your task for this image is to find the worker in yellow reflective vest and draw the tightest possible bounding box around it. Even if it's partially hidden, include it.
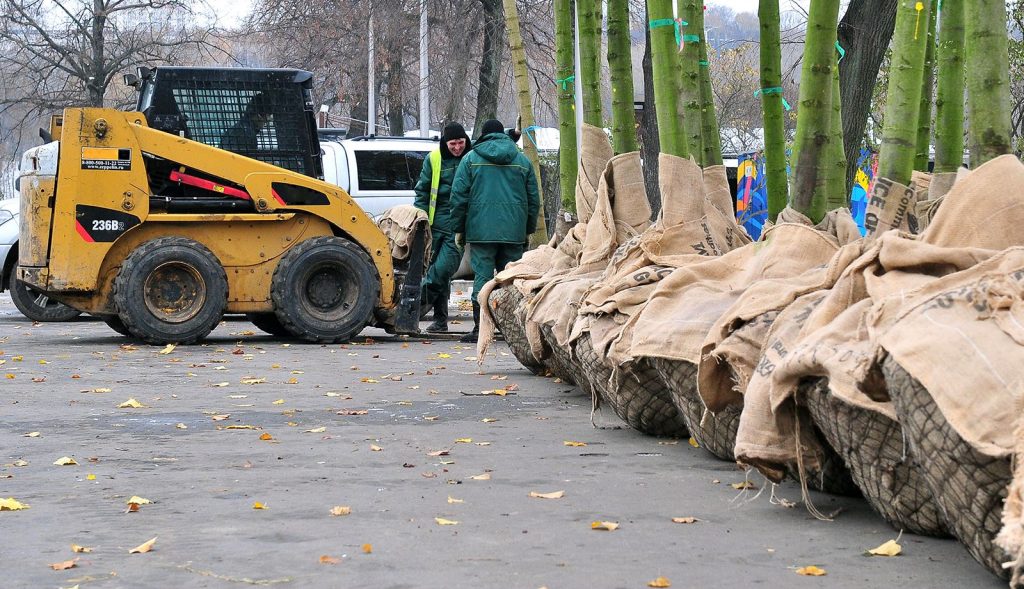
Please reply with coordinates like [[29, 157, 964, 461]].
[[414, 122, 473, 333]]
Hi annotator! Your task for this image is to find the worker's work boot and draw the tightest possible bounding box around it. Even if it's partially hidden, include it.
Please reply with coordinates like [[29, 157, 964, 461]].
[[460, 303, 480, 343]]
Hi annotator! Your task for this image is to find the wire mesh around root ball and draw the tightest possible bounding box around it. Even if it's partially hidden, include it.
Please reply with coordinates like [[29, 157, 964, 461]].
[[802, 378, 949, 537], [884, 356, 1014, 580], [573, 333, 688, 438], [489, 286, 546, 376], [648, 357, 740, 461], [537, 324, 580, 386]]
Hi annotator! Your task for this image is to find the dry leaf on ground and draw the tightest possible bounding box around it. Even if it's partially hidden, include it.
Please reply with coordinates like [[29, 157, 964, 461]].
[[563, 441, 587, 447], [49, 558, 78, 570], [470, 472, 491, 481], [529, 491, 565, 499], [648, 577, 671, 588], [117, 398, 145, 408], [447, 496, 464, 504], [370, 444, 382, 452], [427, 449, 450, 457], [435, 517, 459, 526], [362, 544, 372, 554], [330, 506, 351, 516], [272, 399, 285, 405], [481, 418, 498, 423], [867, 539, 902, 557], [71, 544, 92, 553], [305, 427, 327, 433], [175, 423, 187, 429], [795, 565, 826, 576], [731, 481, 757, 490], [126, 496, 152, 505], [319, 555, 340, 565], [23, 432, 40, 437], [53, 456, 78, 466], [0, 497, 28, 510], [158, 344, 176, 355], [591, 521, 619, 531], [671, 517, 699, 524], [252, 502, 267, 510], [455, 438, 472, 444], [259, 433, 273, 441], [128, 537, 157, 554], [241, 378, 266, 385]]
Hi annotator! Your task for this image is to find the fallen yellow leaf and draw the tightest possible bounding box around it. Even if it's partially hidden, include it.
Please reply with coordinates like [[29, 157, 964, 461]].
[[435, 517, 459, 526], [591, 521, 619, 531], [424, 415, 439, 421], [252, 501, 267, 510], [86, 474, 96, 480], [12, 355, 22, 361], [688, 437, 699, 448], [795, 565, 826, 576], [447, 496, 464, 504], [49, 558, 78, 570], [286, 377, 298, 384], [362, 543, 372, 554], [23, 432, 40, 437], [53, 456, 78, 466], [529, 490, 565, 499], [175, 423, 187, 429], [481, 418, 498, 423], [563, 441, 587, 447], [0, 497, 29, 511], [731, 481, 757, 490], [259, 433, 273, 441], [330, 506, 351, 516], [319, 555, 340, 565], [126, 496, 152, 505], [4, 374, 14, 379], [158, 344, 176, 355], [222, 424, 257, 430], [867, 539, 902, 557], [128, 537, 157, 554], [437, 353, 451, 359], [117, 398, 145, 408], [71, 544, 92, 553], [455, 438, 473, 444], [360, 378, 379, 384], [305, 427, 327, 433], [648, 577, 671, 588], [671, 517, 699, 524], [272, 399, 285, 405], [91, 388, 112, 393], [470, 472, 491, 481], [211, 414, 231, 421], [370, 444, 382, 452], [241, 378, 266, 385], [427, 449, 450, 457]]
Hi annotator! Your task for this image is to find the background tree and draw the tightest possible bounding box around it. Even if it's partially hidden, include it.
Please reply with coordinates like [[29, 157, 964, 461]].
[[554, 0, 577, 217], [933, 0, 964, 173], [913, 0, 937, 171], [577, 0, 603, 127], [678, 0, 703, 156], [648, 0, 687, 157]]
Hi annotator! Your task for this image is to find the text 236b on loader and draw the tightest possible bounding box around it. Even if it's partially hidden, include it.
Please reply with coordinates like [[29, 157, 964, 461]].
[[17, 67, 426, 345]]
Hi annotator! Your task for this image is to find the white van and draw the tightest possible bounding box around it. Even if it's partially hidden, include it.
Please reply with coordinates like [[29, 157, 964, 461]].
[[320, 136, 436, 218]]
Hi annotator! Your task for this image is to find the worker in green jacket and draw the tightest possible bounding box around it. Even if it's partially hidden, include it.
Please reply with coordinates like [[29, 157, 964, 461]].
[[449, 119, 541, 343], [414, 122, 472, 333]]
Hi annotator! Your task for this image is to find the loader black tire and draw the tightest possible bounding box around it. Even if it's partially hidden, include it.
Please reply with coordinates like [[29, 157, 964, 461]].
[[113, 237, 227, 345], [271, 236, 379, 343], [246, 313, 291, 338], [8, 273, 82, 322], [99, 314, 133, 337]]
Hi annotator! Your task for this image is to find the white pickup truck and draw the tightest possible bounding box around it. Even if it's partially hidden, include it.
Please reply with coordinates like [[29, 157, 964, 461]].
[[320, 135, 435, 218]]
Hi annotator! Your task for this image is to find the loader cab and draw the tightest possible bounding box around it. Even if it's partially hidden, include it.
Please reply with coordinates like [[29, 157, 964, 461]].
[[128, 66, 323, 179]]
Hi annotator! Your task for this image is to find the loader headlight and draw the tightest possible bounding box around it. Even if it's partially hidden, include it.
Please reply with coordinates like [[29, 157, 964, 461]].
[[0, 209, 13, 226]]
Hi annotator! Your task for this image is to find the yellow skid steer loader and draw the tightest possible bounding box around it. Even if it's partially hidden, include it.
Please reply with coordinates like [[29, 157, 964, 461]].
[[17, 67, 426, 344]]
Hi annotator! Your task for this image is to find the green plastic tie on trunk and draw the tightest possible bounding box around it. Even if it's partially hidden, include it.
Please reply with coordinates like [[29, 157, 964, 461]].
[[555, 74, 575, 90], [649, 18, 685, 47], [835, 41, 846, 62], [698, 60, 709, 67], [754, 87, 792, 111]]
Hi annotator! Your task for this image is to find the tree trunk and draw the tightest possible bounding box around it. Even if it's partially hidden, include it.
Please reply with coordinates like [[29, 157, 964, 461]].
[[640, 13, 662, 217], [965, 0, 1012, 167], [791, 0, 840, 222], [648, 0, 687, 157], [933, 0, 965, 173], [472, 0, 504, 137], [89, 0, 107, 106], [838, 0, 898, 191], [578, 0, 603, 127], [502, 0, 547, 245], [555, 0, 578, 214], [697, 19, 722, 167], [443, 32, 474, 124], [606, 0, 638, 153], [678, 0, 703, 157], [758, 0, 788, 221], [877, 0, 932, 185], [826, 59, 847, 209], [385, 50, 404, 136], [913, 0, 938, 171]]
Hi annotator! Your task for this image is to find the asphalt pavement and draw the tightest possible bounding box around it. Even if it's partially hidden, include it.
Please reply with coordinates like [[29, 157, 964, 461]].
[[0, 291, 1004, 589]]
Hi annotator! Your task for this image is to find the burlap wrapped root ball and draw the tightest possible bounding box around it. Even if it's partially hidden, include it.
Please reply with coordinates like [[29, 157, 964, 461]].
[[649, 357, 740, 461], [489, 286, 546, 376], [801, 377, 949, 537], [883, 356, 1013, 579], [573, 333, 688, 437]]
